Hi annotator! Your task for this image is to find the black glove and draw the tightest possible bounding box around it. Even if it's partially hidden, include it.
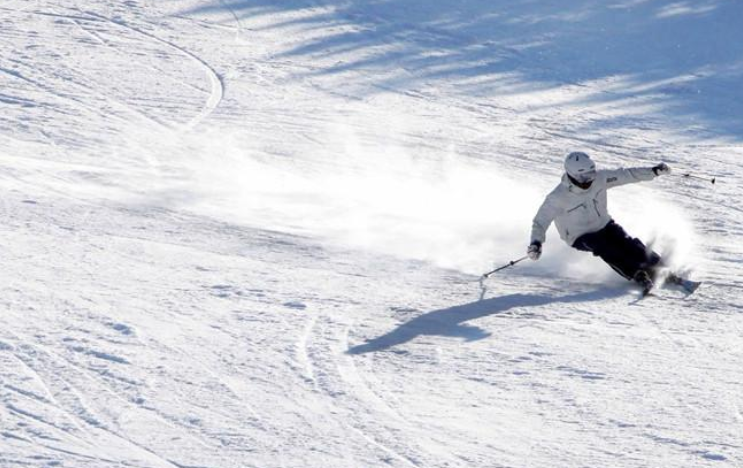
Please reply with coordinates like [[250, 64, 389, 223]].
[[652, 162, 671, 176], [527, 241, 542, 261]]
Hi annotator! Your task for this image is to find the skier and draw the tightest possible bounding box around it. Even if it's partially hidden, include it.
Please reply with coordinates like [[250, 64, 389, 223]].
[[527, 151, 675, 294]]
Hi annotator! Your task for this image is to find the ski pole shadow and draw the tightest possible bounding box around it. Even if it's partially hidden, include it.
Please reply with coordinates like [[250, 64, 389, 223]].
[[347, 287, 626, 355]]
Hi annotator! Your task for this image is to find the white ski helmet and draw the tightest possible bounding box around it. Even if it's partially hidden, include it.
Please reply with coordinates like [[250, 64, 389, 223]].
[[564, 151, 596, 187]]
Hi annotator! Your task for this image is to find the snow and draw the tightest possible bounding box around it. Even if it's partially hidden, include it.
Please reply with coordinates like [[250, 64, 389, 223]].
[[1, 0, 742, 467]]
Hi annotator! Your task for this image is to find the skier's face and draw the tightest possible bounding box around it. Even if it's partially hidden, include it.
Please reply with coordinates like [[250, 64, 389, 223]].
[[568, 168, 596, 190], [574, 168, 596, 184]]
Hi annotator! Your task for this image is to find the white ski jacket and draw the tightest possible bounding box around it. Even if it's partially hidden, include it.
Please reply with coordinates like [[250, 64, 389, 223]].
[[531, 167, 658, 247]]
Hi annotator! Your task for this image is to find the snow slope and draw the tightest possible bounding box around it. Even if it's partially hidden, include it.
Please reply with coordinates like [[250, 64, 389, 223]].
[[1, 0, 742, 467]]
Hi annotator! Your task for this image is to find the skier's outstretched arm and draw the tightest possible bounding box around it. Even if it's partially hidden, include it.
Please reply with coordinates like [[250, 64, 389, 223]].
[[528, 194, 560, 260], [604, 163, 671, 189]]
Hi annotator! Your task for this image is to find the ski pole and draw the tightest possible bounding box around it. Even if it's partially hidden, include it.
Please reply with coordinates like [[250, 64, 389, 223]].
[[677, 172, 716, 185], [481, 256, 529, 279]]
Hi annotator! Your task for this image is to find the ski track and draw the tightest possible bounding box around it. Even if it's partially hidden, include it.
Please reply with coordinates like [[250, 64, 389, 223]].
[[12, 51, 169, 131], [21, 8, 222, 132], [8, 11, 165, 134], [216, 0, 243, 41], [6, 333, 187, 468], [0, 61, 134, 134], [304, 313, 426, 468], [4, 314, 251, 467], [296, 312, 319, 386], [79, 9, 224, 130]]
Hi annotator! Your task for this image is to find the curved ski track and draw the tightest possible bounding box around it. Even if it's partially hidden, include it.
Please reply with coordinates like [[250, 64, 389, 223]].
[[79, 10, 224, 130]]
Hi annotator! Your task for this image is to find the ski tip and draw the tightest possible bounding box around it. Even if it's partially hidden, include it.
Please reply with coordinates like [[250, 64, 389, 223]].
[[685, 281, 702, 295]]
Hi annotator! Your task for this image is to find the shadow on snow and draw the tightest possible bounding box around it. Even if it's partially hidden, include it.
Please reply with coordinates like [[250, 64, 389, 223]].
[[181, 0, 743, 140], [346, 287, 627, 355]]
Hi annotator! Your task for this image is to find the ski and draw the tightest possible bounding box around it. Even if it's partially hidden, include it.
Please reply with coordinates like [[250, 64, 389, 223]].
[[636, 274, 701, 300], [667, 277, 702, 295]]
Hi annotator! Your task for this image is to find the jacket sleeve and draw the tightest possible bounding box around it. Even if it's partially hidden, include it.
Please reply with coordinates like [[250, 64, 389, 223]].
[[530, 192, 561, 244], [603, 167, 656, 189]]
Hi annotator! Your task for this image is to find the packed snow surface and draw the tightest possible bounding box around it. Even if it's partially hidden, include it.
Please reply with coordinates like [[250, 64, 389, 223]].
[[1, 0, 742, 467]]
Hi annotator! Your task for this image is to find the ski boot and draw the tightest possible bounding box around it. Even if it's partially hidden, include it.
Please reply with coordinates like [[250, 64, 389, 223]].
[[634, 270, 654, 296]]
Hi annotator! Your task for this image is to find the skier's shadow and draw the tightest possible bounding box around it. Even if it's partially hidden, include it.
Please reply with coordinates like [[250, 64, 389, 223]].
[[347, 288, 626, 355]]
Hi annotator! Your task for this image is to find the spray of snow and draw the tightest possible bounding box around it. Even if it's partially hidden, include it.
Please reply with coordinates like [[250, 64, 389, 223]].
[[615, 189, 701, 276], [125, 124, 541, 275], [101, 121, 700, 282]]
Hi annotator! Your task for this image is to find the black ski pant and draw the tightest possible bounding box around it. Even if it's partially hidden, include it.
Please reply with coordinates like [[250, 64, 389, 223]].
[[572, 220, 661, 281]]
